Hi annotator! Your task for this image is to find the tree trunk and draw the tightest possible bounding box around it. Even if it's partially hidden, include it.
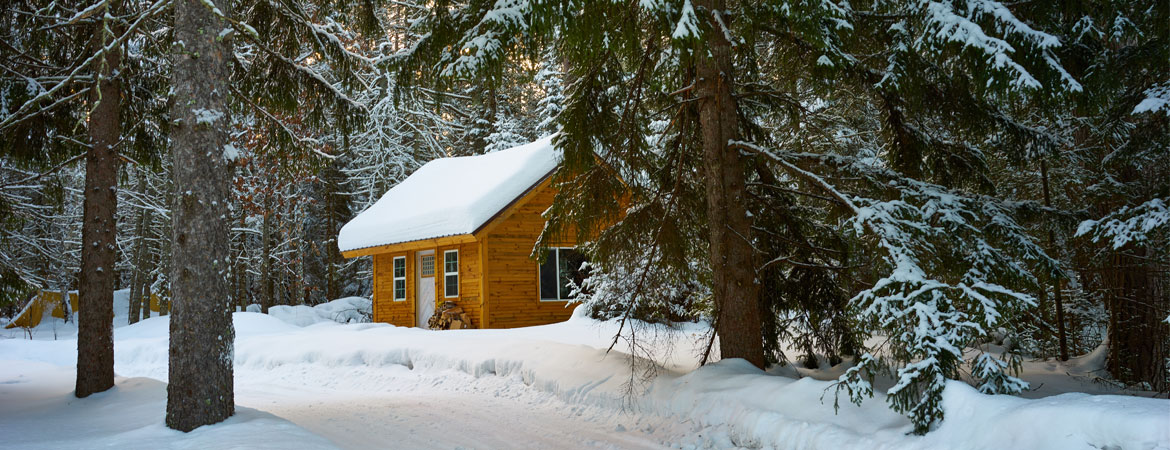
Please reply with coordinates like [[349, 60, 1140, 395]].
[[57, 231, 72, 324], [76, 15, 121, 399], [1039, 159, 1069, 361], [261, 203, 273, 314], [127, 171, 153, 325], [234, 209, 246, 311], [1104, 247, 1168, 391], [166, 0, 235, 431], [692, 0, 765, 369]]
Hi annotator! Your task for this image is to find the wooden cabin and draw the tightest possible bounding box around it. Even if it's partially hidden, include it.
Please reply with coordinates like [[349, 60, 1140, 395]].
[[5, 290, 162, 329], [338, 137, 589, 329]]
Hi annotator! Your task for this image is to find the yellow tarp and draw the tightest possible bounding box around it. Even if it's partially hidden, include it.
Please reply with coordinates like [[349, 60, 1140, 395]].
[[4, 290, 160, 329]]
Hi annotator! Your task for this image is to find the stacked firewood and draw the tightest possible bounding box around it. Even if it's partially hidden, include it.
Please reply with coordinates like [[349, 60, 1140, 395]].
[[427, 301, 471, 330]]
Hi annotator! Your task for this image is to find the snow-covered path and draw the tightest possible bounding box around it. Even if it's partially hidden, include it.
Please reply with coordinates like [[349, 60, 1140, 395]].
[[239, 374, 673, 449]]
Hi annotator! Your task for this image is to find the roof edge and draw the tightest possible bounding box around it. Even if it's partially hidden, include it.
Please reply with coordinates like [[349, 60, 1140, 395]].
[[340, 233, 478, 258]]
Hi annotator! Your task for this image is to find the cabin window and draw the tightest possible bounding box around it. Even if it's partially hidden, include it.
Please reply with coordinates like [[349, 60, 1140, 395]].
[[444, 250, 459, 298], [392, 256, 406, 301], [539, 248, 588, 301], [420, 254, 435, 277]]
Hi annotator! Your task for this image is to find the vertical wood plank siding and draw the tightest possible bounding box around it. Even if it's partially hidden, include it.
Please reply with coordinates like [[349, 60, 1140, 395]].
[[372, 252, 413, 327], [485, 184, 578, 328]]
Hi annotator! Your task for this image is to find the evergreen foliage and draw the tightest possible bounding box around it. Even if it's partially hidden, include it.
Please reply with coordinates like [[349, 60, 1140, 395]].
[[0, 0, 1164, 435], [385, 0, 1168, 432]]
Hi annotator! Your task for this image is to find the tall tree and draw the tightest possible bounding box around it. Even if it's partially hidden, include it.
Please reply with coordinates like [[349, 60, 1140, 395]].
[[75, 0, 123, 397], [690, 0, 765, 368], [1, 0, 172, 396], [166, 0, 236, 431]]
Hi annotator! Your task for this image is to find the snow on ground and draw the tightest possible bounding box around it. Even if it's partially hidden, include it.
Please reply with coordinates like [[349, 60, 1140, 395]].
[[0, 362, 334, 450], [248, 296, 372, 327], [1, 294, 1167, 449]]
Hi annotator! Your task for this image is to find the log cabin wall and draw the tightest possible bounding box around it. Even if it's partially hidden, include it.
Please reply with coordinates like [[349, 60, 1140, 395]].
[[434, 242, 482, 328], [484, 183, 578, 328], [371, 242, 484, 328], [372, 252, 414, 327]]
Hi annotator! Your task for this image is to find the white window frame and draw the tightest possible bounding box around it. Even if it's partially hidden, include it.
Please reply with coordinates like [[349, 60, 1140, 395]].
[[539, 247, 579, 302], [392, 256, 407, 301], [443, 250, 459, 298]]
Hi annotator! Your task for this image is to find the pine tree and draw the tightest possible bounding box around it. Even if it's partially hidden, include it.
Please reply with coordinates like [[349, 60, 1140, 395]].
[[75, 1, 123, 395], [534, 46, 565, 135], [1042, 0, 1170, 390]]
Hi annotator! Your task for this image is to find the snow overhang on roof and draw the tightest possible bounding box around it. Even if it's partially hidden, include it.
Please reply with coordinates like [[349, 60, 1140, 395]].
[[338, 136, 560, 254]]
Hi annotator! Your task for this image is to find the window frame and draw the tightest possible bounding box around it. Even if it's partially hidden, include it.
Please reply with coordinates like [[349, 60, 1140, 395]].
[[443, 249, 459, 298], [539, 247, 584, 302], [420, 254, 435, 277], [392, 256, 407, 301]]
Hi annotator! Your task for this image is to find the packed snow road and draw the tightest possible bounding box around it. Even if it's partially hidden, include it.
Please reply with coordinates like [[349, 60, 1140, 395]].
[[0, 360, 681, 449], [237, 367, 678, 449]]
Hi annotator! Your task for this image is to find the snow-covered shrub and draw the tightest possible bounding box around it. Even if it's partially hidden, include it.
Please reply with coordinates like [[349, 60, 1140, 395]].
[[572, 256, 706, 325]]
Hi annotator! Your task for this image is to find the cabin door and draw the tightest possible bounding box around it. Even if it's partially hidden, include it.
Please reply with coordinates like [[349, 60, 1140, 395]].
[[416, 250, 436, 328]]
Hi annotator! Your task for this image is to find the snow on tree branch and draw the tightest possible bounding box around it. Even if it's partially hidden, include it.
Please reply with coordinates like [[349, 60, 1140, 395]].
[[732, 139, 1042, 433], [1076, 198, 1169, 249]]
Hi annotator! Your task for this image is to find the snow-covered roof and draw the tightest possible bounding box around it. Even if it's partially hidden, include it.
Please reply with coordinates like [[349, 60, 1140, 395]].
[[338, 136, 560, 253]]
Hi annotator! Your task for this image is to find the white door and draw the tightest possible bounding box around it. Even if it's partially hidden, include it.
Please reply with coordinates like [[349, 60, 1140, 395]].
[[416, 250, 436, 328]]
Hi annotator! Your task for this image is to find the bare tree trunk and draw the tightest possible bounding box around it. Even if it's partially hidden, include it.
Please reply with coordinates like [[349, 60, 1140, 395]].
[[166, 0, 235, 431], [57, 232, 72, 324], [261, 200, 273, 313], [233, 209, 246, 311], [326, 202, 338, 301], [693, 0, 765, 369], [1040, 159, 1070, 361], [157, 213, 171, 317], [127, 171, 152, 325], [76, 13, 121, 399]]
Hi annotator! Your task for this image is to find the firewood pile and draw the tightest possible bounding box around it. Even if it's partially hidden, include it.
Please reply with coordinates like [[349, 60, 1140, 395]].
[[427, 301, 471, 330]]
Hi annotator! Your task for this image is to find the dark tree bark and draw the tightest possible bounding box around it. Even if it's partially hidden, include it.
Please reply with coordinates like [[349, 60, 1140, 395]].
[[166, 0, 236, 431], [692, 0, 766, 369], [260, 200, 274, 313], [127, 170, 153, 325], [1039, 159, 1069, 361], [75, 16, 122, 399], [1104, 248, 1168, 391]]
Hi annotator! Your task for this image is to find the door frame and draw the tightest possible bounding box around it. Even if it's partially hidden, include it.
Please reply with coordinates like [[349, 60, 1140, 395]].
[[415, 249, 436, 328]]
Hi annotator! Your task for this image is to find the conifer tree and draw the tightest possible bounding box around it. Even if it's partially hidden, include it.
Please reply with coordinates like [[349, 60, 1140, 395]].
[[390, 0, 1083, 432], [1, 0, 172, 397], [166, 0, 236, 431]]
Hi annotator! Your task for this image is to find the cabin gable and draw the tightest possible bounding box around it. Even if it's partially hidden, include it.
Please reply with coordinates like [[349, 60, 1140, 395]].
[[483, 180, 579, 329]]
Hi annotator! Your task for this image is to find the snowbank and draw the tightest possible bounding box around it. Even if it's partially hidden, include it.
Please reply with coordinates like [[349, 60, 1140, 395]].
[[259, 297, 372, 327], [118, 312, 1170, 448], [337, 136, 559, 252]]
